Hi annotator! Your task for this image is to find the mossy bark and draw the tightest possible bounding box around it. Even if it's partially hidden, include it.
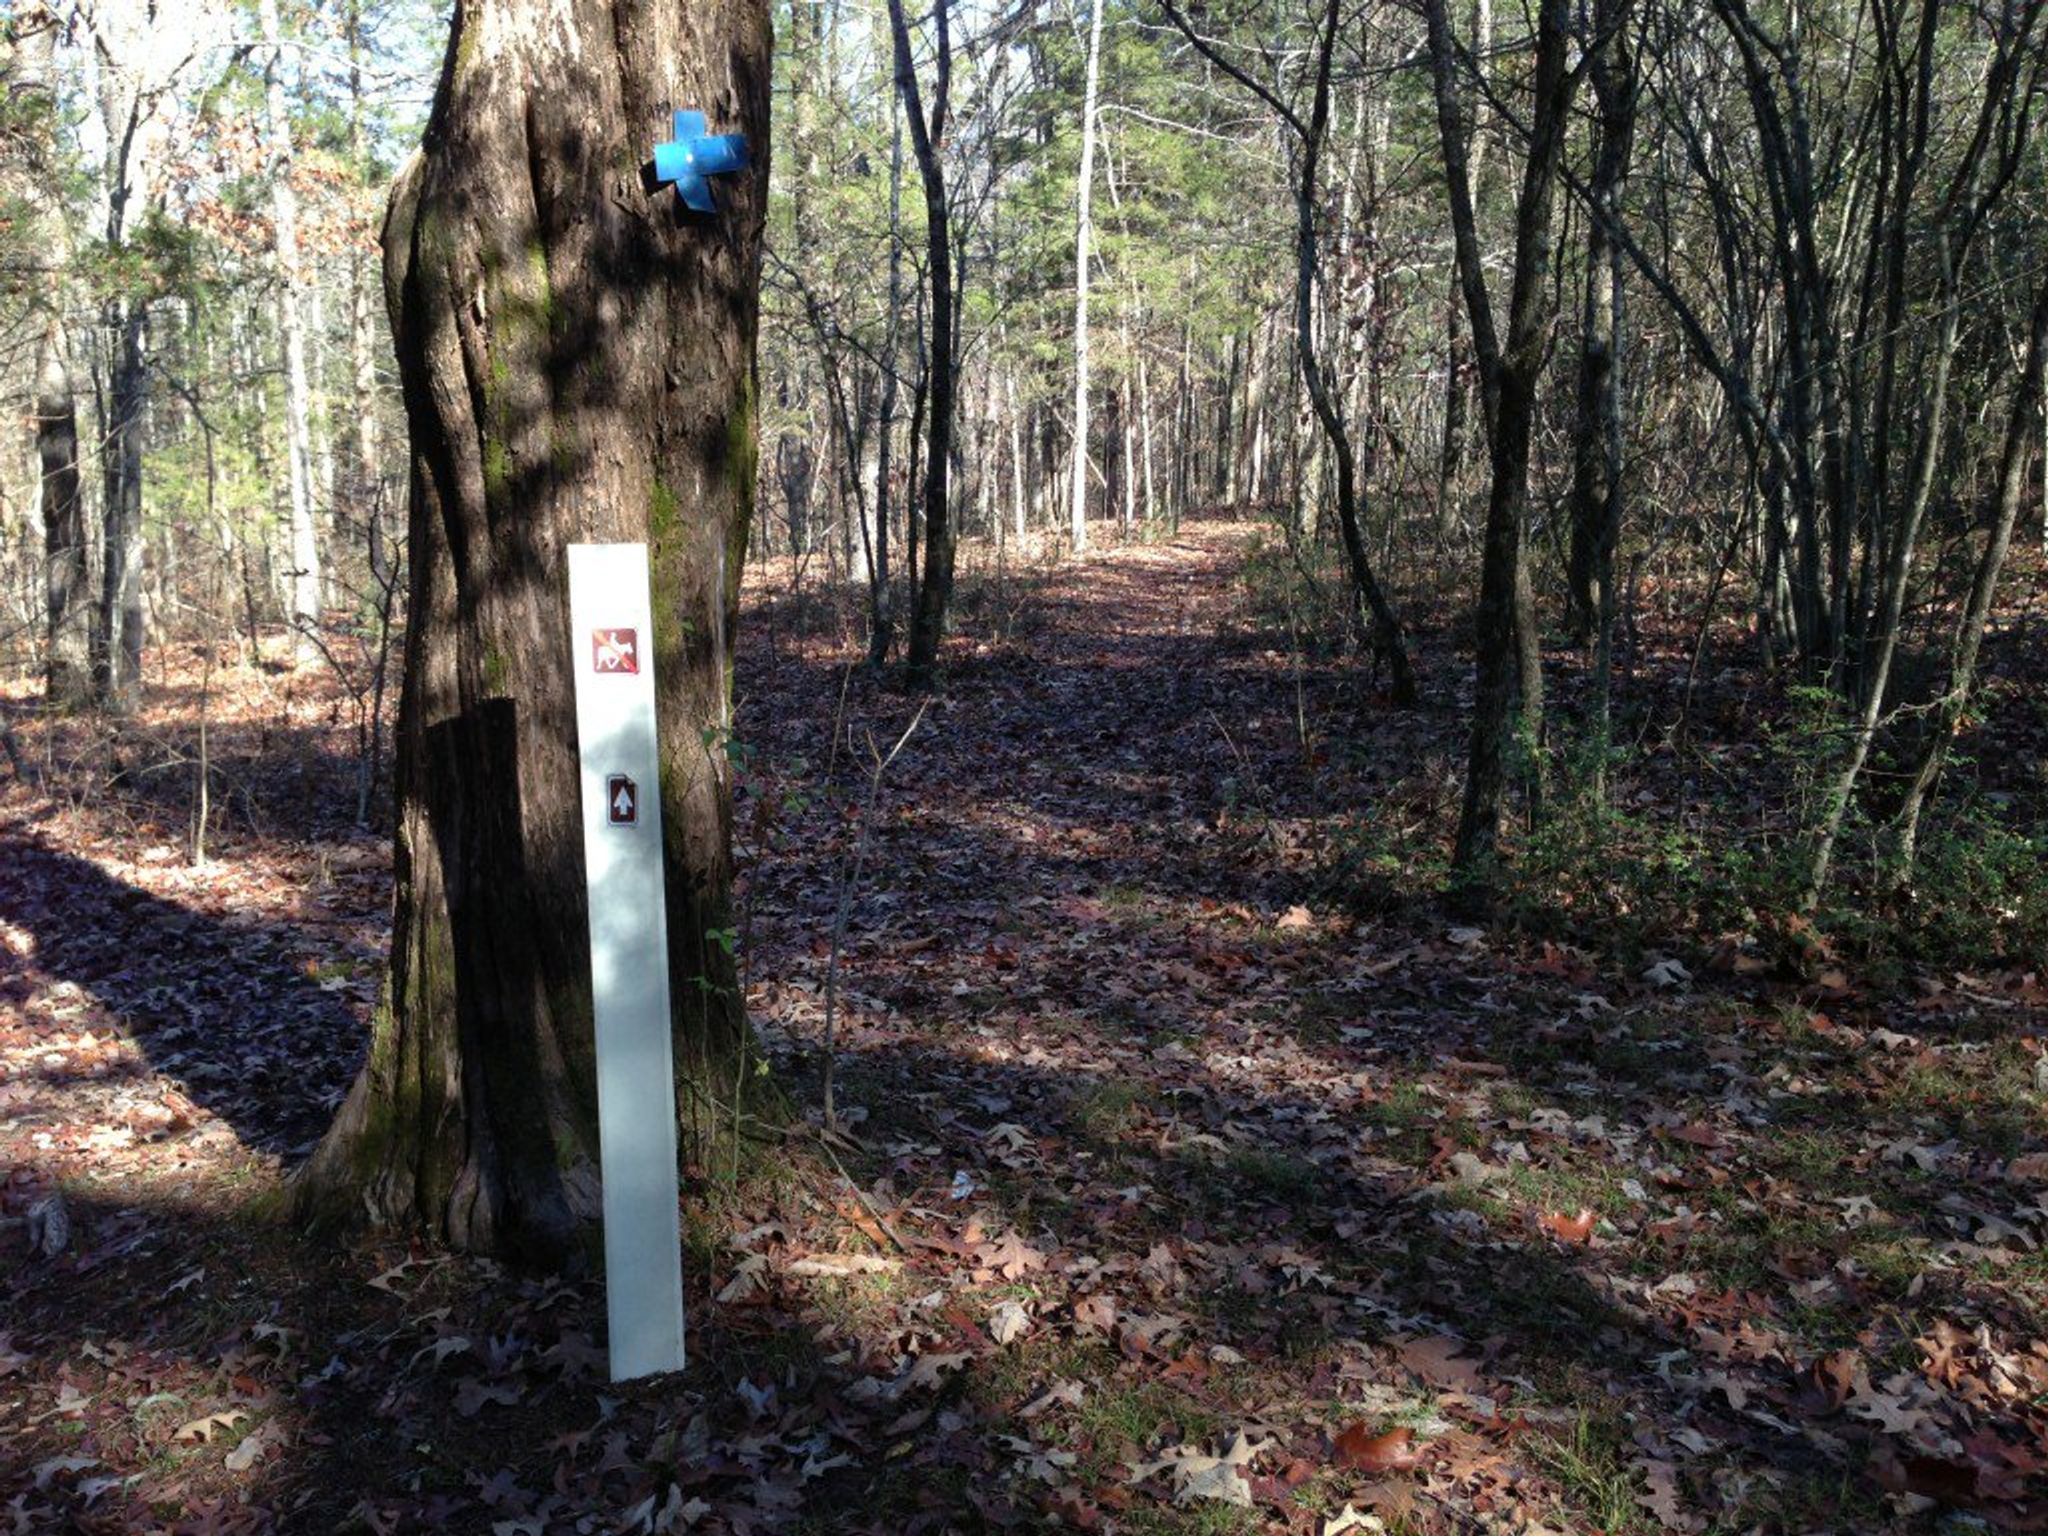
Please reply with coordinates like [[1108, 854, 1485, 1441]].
[[295, 0, 773, 1265]]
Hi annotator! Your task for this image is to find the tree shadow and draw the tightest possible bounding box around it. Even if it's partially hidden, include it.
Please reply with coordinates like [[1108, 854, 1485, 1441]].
[[0, 818, 375, 1155]]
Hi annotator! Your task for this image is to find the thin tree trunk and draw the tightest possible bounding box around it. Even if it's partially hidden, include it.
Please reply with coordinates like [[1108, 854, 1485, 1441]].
[[37, 320, 89, 703], [346, 0, 381, 509], [1068, 0, 1104, 552], [894, 0, 957, 689], [1568, 0, 1636, 796], [1158, 0, 1414, 701], [1428, 0, 1576, 895], [97, 300, 148, 710], [12, 6, 90, 703], [1006, 364, 1028, 545], [869, 99, 904, 668], [259, 0, 323, 659], [1890, 277, 2048, 878]]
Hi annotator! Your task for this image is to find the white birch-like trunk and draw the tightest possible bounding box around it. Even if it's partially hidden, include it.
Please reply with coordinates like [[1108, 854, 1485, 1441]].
[[1006, 366, 1028, 546], [1068, 0, 1104, 551], [347, 0, 381, 506], [259, 0, 321, 659]]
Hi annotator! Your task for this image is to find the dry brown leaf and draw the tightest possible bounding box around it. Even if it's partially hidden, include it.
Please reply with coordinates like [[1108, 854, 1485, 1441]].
[[1394, 1334, 1488, 1394], [1332, 1423, 1418, 1474], [174, 1409, 247, 1444], [1538, 1208, 1597, 1244], [1072, 1293, 1117, 1334], [975, 1230, 1047, 1279]]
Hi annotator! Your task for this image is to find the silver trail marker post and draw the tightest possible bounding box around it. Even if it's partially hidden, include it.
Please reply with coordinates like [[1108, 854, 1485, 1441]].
[[566, 543, 686, 1382]]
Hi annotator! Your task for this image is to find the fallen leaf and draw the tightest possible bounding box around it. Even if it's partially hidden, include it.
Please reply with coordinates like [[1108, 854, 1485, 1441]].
[[975, 1230, 1047, 1279], [1332, 1423, 1419, 1474], [1129, 1431, 1273, 1507], [1073, 1293, 1117, 1334], [175, 1409, 248, 1444], [1538, 1208, 1597, 1244], [1395, 1335, 1488, 1394], [785, 1253, 900, 1277], [225, 1421, 284, 1473], [988, 1299, 1032, 1346], [1018, 1378, 1084, 1419], [1323, 1507, 1386, 1536]]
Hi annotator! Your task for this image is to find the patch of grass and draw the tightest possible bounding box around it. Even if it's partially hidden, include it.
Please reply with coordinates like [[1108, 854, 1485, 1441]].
[[1069, 1375, 1223, 1475], [1499, 1158, 1632, 1221], [966, 1334, 1106, 1415], [1530, 1413, 1650, 1534], [1117, 1504, 1262, 1536], [1222, 1146, 1319, 1202], [1360, 1082, 1436, 1137], [1705, 1459, 1892, 1534], [1070, 1080, 1146, 1139], [797, 1265, 922, 1339]]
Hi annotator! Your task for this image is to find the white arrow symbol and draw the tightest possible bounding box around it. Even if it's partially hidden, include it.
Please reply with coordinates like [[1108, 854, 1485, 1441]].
[[612, 784, 635, 820]]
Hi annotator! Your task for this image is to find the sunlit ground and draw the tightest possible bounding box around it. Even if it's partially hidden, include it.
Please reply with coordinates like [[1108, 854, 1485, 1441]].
[[5, 520, 2047, 1533]]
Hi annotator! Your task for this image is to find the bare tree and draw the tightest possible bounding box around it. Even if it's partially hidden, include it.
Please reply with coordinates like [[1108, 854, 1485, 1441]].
[[1424, 0, 1578, 894], [891, 0, 959, 690], [1157, 0, 1417, 703]]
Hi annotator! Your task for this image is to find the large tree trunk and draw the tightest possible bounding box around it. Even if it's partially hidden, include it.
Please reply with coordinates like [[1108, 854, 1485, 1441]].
[[295, 0, 772, 1264]]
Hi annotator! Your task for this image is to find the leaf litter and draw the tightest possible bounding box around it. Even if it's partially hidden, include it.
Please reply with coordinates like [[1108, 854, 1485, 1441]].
[[3, 527, 2048, 1530]]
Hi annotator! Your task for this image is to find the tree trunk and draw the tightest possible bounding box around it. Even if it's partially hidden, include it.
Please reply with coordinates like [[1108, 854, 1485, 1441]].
[[11, 5, 91, 704], [1890, 276, 2048, 879], [869, 98, 903, 668], [1428, 0, 1576, 896], [894, 0, 956, 690], [295, 0, 773, 1262], [1287, 15, 1413, 703], [1068, 0, 1104, 552], [345, 0, 382, 511], [259, 0, 323, 659], [1568, 0, 1636, 796], [97, 301, 149, 710], [1566, 0, 1633, 647], [37, 324, 89, 704]]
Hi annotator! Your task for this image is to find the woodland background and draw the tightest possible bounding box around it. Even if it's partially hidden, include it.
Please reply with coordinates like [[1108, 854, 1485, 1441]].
[[4, 0, 2048, 1530], [2, 0, 2045, 918]]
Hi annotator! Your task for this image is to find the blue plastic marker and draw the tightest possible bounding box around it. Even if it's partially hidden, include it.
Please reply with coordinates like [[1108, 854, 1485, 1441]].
[[652, 109, 747, 213]]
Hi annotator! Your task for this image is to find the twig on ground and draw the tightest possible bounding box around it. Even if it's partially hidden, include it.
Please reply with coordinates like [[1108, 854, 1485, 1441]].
[[821, 698, 929, 1134]]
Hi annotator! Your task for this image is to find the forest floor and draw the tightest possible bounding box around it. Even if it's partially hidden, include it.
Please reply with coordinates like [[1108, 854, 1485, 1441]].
[[4, 515, 2048, 1535]]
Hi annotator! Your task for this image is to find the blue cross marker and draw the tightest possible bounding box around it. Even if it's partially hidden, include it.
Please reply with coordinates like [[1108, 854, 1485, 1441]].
[[652, 110, 747, 213]]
